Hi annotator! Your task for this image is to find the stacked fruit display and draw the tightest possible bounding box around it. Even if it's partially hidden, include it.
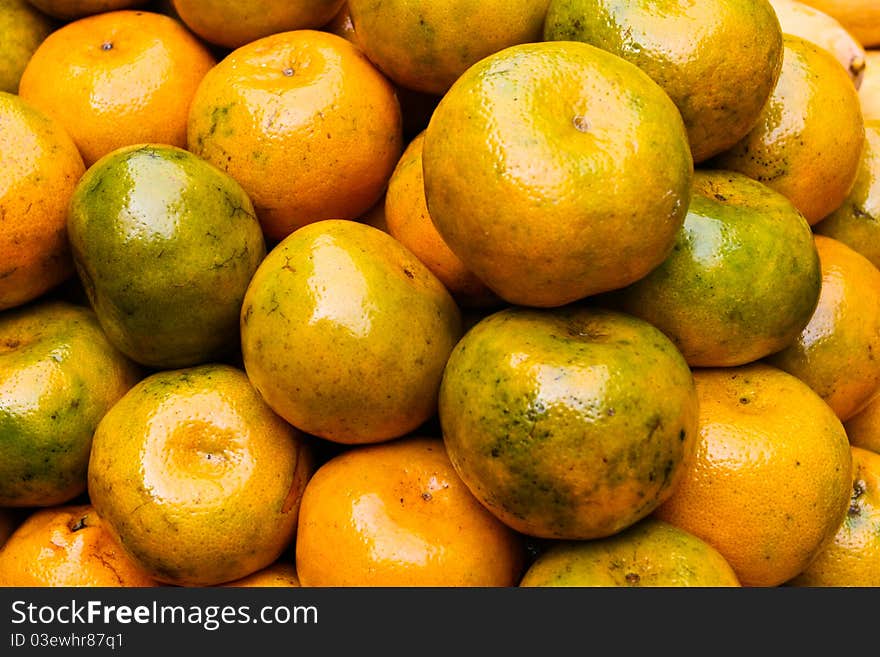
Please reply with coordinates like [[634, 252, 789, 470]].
[[0, 0, 879, 588]]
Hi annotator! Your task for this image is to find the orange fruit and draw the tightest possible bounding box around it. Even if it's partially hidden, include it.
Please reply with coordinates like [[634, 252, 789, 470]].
[[608, 170, 820, 367], [240, 219, 462, 445], [797, 0, 880, 48], [439, 306, 699, 540], [844, 393, 880, 454], [814, 120, 880, 266], [171, 0, 346, 49], [323, 4, 442, 142], [769, 0, 866, 88], [187, 30, 403, 243], [87, 364, 313, 586], [711, 34, 865, 224], [19, 9, 216, 167], [0, 91, 84, 311], [67, 143, 266, 369], [221, 561, 300, 587], [519, 518, 741, 587], [26, 1, 146, 20], [767, 235, 880, 422], [0, 505, 157, 586], [346, 0, 551, 95], [0, 0, 54, 94], [385, 132, 499, 309], [422, 40, 693, 308], [0, 300, 140, 508], [295, 437, 526, 586], [788, 446, 880, 586], [655, 363, 853, 587], [543, 0, 784, 163]]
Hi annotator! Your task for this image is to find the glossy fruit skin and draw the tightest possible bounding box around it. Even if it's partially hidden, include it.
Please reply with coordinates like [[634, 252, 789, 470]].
[[789, 446, 880, 586], [439, 305, 699, 540], [711, 34, 865, 224], [610, 170, 821, 367], [543, 0, 783, 163], [655, 363, 853, 587], [240, 219, 462, 444], [67, 143, 266, 369], [87, 364, 312, 587], [0, 505, 157, 586], [423, 40, 693, 308], [187, 29, 403, 242], [385, 131, 498, 308], [767, 235, 880, 422], [295, 437, 526, 586], [769, 0, 866, 88], [0, 91, 85, 311], [18, 10, 216, 167], [815, 120, 880, 268], [519, 518, 740, 587], [346, 0, 551, 95], [172, 0, 346, 49], [0, 301, 140, 507]]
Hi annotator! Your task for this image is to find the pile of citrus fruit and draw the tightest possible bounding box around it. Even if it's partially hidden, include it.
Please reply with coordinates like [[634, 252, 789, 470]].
[[1, 0, 879, 588]]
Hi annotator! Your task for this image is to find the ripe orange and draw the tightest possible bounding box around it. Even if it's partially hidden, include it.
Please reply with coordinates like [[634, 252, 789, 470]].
[[187, 30, 403, 242], [385, 131, 498, 308], [422, 40, 693, 308], [543, 0, 784, 163], [655, 363, 853, 587], [87, 364, 313, 586], [0, 0, 54, 94], [0, 505, 158, 586], [346, 0, 551, 95], [295, 437, 526, 586], [788, 446, 880, 586], [767, 235, 880, 422], [240, 220, 462, 445], [19, 9, 216, 167], [0, 91, 84, 311], [711, 34, 865, 224], [171, 0, 346, 49], [519, 518, 741, 587], [814, 120, 880, 267]]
